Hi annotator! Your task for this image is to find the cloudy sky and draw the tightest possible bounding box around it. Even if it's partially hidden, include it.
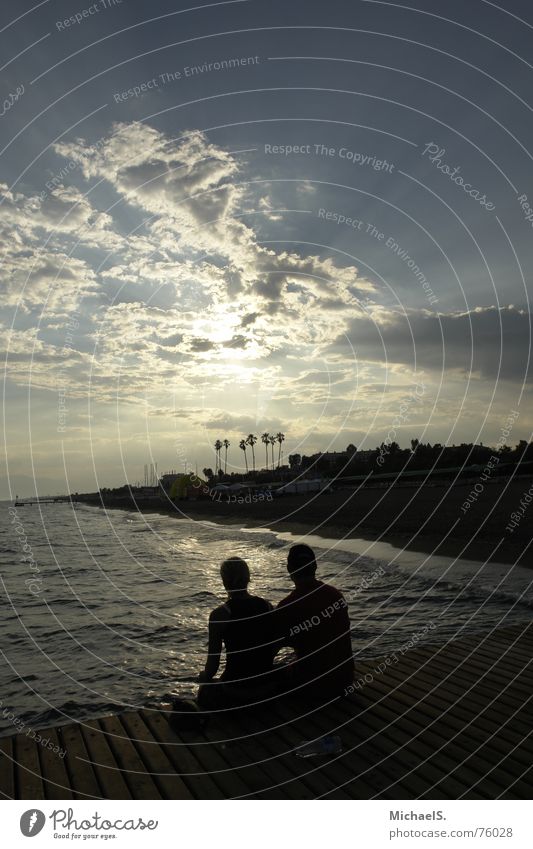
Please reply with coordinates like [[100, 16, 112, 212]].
[[2, 0, 532, 496]]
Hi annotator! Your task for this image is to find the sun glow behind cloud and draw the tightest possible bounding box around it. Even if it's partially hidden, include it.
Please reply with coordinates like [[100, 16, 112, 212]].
[[2, 118, 531, 491]]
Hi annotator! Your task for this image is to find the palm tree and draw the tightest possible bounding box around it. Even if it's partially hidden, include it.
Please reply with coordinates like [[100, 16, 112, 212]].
[[223, 439, 230, 474], [214, 439, 222, 474], [261, 432, 270, 470], [239, 439, 248, 473], [269, 435, 276, 470], [276, 432, 285, 468], [246, 433, 257, 472]]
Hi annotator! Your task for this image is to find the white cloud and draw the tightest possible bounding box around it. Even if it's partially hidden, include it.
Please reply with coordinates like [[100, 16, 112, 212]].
[[3, 121, 529, 484]]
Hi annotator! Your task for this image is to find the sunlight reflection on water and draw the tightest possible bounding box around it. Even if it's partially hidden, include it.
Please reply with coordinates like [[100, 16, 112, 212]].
[[0, 503, 530, 733]]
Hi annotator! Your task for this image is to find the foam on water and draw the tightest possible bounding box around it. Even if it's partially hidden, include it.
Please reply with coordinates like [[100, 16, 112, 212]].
[[240, 525, 533, 609], [0, 502, 530, 733]]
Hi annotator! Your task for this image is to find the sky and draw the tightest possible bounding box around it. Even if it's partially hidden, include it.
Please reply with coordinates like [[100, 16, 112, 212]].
[[1, 0, 532, 496]]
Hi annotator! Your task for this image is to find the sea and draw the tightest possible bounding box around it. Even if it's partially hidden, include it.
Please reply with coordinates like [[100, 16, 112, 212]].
[[0, 500, 531, 735]]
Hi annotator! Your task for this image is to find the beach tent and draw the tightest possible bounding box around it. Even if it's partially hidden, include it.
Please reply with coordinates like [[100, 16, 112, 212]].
[[169, 473, 206, 500]]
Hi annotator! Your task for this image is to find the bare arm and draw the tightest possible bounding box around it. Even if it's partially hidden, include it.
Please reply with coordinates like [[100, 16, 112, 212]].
[[271, 602, 292, 654], [199, 606, 228, 681]]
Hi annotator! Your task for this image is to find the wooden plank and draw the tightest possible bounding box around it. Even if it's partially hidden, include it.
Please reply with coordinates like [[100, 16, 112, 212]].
[[312, 696, 462, 799], [264, 698, 397, 798], [389, 652, 533, 736], [426, 657, 531, 715], [212, 709, 316, 799], [194, 701, 333, 799], [469, 636, 533, 668], [39, 728, 72, 799], [367, 665, 532, 795], [141, 710, 225, 799], [397, 647, 532, 711], [175, 723, 257, 799], [336, 691, 493, 799], [267, 699, 411, 800], [259, 701, 364, 799], [458, 744, 533, 801], [119, 712, 193, 799], [450, 627, 532, 658], [355, 679, 517, 798], [477, 628, 533, 657], [60, 723, 101, 799], [99, 715, 162, 800], [81, 719, 132, 799], [177, 710, 289, 800], [397, 645, 526, 695], [202, 724, 289, 799], [382, 660, 533, 770], [249, 703, 348, 798], [357, 706, 487, 798], [434, 644, 533, 695], [498, 764, 533, 800], [0, 736, 15, 799], [302, 696, 449, 799], [236, 701, 354, 799], [421, 631, 533, 672], [13, 732, 45, 799], [385, 652, 533, 735]]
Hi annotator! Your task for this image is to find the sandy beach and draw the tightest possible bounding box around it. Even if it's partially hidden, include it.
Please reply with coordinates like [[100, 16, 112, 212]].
[[90, 476, 532, 568]]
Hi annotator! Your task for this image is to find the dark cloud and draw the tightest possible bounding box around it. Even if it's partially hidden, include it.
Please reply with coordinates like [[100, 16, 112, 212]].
[[189, 337, 216, 352], [223, 334, 248, 349], [253, 272, 286, 302], [204, 413, 259, 431], [330, 306, 532, 383], [204, 412, 286, 432]]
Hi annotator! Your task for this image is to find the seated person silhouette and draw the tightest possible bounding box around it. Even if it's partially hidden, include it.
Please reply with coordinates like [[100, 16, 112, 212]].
[[197, 557, 276, 710], [274, 544, 355, 702]]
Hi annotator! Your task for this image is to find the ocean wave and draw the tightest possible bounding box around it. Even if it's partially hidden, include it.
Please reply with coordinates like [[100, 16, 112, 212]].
[[30, 700, 127, 727], [1, 506, 531, 736]]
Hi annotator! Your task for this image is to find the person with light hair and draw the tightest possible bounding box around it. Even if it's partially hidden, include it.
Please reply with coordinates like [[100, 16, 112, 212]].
[[197, 557, 276, 709]]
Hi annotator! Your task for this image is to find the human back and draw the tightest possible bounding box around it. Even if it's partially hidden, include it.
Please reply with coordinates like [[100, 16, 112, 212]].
[[276, 545, 354, 699], [220, 592, 275, 683], [198, 556, 276, 709]]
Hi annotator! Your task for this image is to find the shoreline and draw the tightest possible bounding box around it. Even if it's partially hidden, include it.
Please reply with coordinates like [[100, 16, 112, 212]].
[[80, 477, 532, 568]]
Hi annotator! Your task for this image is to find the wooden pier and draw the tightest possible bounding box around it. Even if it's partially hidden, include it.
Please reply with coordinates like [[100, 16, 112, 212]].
[[1, 624, 531, 799]]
